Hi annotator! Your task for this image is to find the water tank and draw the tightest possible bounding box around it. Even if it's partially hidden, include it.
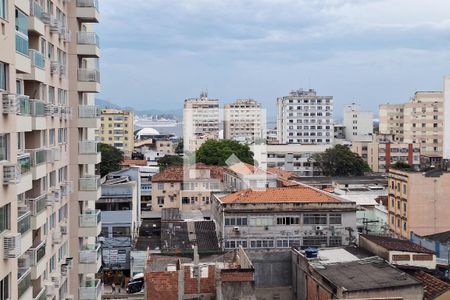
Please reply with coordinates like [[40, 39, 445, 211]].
[[305, 247, 318, 259]]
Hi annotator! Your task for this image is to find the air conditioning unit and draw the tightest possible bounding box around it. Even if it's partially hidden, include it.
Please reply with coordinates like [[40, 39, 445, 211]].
[[59, 65, 66, 79], [316, 226, 324, 231], [52, 230, 62, 244], [3, 164, 20, 184], [50, 61, 60, 75], [61, 263, 68, 276], [65, 257, 73, 270], [41, 12, 51, 24], [233, 226, 240, 232], [60, 224, 68, 235], [3, 233, 21, 259], [64, 30, 72, 43], [2, 94, 17, 114], [49, 18, 60, 33], [45, 282, 56, 296]]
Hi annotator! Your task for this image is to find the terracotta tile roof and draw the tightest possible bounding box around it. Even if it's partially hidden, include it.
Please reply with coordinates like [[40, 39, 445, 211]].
[[152, 164, 224, 182], [267, 167, 294, 179], [226, 162, 268, 176], [361, 235, 435, 254], [278, 179, 299, 187], [410, 271, 450, 300], [220, 186, 340, 204], [120, 159, 148, 166]]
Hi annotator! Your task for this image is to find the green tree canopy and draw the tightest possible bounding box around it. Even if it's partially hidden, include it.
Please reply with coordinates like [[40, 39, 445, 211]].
[[195, 140, 254, 166], [175, 139, 184, 154], [157, 155, 183, 170], [99, 143, 124, 177], [312, 144, 371, 176], [391, 161, 412, 171]]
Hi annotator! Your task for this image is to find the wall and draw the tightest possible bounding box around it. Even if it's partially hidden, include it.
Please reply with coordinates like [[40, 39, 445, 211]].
[[345, 285, 423, 300]]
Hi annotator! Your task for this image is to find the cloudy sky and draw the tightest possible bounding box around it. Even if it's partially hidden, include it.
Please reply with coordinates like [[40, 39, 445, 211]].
[[97, 0, 450, 119]]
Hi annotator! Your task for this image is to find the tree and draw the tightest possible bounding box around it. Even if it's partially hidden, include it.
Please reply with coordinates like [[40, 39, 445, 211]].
[[99, 143, 124, 177], [195, 140, 254, 166], [391, 161, 412, 171], [157, 155, 183, 170], [312, 144, 371, 176], [175, 139, 184, 154]]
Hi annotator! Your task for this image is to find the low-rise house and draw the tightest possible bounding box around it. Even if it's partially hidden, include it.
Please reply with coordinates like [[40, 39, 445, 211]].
[[151, 164, 223, 212], [408, 270, 450, 300], [359, 234, 436, 270], [292, 247, 424, 300], [411, 231, 450, 267], [212, 185, 357, 250]]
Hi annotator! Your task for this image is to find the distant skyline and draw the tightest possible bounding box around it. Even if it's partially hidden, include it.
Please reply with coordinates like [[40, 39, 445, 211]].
[[98, 0, 450, 118]]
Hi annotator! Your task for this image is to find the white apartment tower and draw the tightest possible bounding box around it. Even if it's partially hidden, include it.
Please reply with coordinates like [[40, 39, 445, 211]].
[[277, 89, 333, 144], [183, 92, 220, 152], [223, 99, 264, 143], [343, 103, 373, 142], [379, 89, 444, 157], [0, 1, 101, 300]]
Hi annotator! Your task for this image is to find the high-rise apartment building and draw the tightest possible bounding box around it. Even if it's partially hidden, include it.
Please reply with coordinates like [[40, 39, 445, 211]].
[[183, 92, 219, 152], [343, 103, 373, 142], [223, 99, 264, 143], [277, 89, 333, 144], [379, 90, 443, 157], [0, 0, 101, 299], [98, 108, 134, 156]]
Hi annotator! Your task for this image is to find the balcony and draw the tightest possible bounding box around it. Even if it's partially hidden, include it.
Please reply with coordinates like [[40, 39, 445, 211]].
[[26, 148, 47, 179], [77, 32, 100, 57], [26, 194, 47, 229], [15, 32, 31, 74], [79, 210, 101, 237], [29, 0, 46, 35], [16, 95, 32, 132], [79, 279, 102, 300], [23, 49, 46, 83], [18, 268, 32, 299], [33, 286, 46, 300], [78, 105, 101, 128], [27, 241, 46, 279], [79, 175, 101, 201], [2, 163, 20, 185], [30, 99, 47, 130], [79, 244, 102, 274], [78, 68, 101, 93], [79, 140, 101, 164], [18, 208, 32, 255], [17, 153, 32, 194], [76, 0, 99, 23]]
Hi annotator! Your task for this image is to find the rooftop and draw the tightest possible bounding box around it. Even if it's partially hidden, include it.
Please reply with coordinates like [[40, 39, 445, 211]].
[[120, 159, 148, 167], [423, 231, 450, 244], [152, 164, 224, 182], [219, 185, 341, 204], [409, 270, 450, 300], [361, 235, 435, 254]]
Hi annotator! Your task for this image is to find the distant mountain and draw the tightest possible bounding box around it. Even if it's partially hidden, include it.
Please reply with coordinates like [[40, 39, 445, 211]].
[[95, 99, 182, 119]]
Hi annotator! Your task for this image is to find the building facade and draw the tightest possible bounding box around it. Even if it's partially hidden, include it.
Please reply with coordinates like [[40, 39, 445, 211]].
[[388, 169, 450, 239], [98, 108, 134, 155], [379, 90, 444, 157], [212, 186, 357, 250], [343, 103, 373, 142], [223, 99, 264, 143], [0, 0, 102, 299], [276, 89, 333, 144], [183, 92, 219, 152]]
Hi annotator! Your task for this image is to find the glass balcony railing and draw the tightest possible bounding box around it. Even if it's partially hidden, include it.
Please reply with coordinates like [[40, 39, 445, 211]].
[[30, 99, 46, 117], [79, 244, 101, 264], [79, 140, 99, 155], [29, 49, 45, 69], [30, 0, 44, 20], [17, 269, 31, 298], [17, 95, 31, 116], [26, 194, 47, 216], [77, 32, 100, 46], [79, 175, 100, 191], [79, 105, 100, 118], [78, 68, 100, 82], [26, 148, 47, 166], [17, 153, 31, 174], [33, 286, 46, 300], [17, 209, 31, 234], [27, 241, 46, 266], [76, 0, 99, 10], [79, 279, 101, 300], [16, 32, 29, 56], [79, 210, 101, 228]]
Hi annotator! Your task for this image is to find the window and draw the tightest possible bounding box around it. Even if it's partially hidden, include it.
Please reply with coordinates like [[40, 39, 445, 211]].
[[182, 197, 190, 204], [0, 62, 7, 91], [15, 9, 29, 55], [276, 217, 300, 225], [329, 236, 342, 247], [157, 196, 164, 205], [303, 214, 327, 225], [49, 129, 55, 145], [329, 214, 342, 225], [0, 134, 9, 161], [0, 204, 10, 233], [249, 217, 273, 226], [225, 217, 247, 226], [157, 183, 164, 190], [0, 273, 10, 300], [303, 236, 328, 247]]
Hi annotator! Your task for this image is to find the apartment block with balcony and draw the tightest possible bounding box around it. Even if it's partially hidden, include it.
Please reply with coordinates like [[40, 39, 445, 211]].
[[183, 92, 220, 152], [223, 99, 264, 144], [387, 168, 450, 239], [379, 87, 444, 157], [98, 108, 134, 156], [276, 89, 333, 145]]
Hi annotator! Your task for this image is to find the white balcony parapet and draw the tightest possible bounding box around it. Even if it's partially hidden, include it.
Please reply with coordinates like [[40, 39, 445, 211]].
[[78, 68, 100, 82], [77, 32, 99, 46], [79, 175, 100, 191], [79, 279, 101, 300], [79, 140, 99, 155], [79, 244, 101, 264], [79, 210, 101, 227]]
